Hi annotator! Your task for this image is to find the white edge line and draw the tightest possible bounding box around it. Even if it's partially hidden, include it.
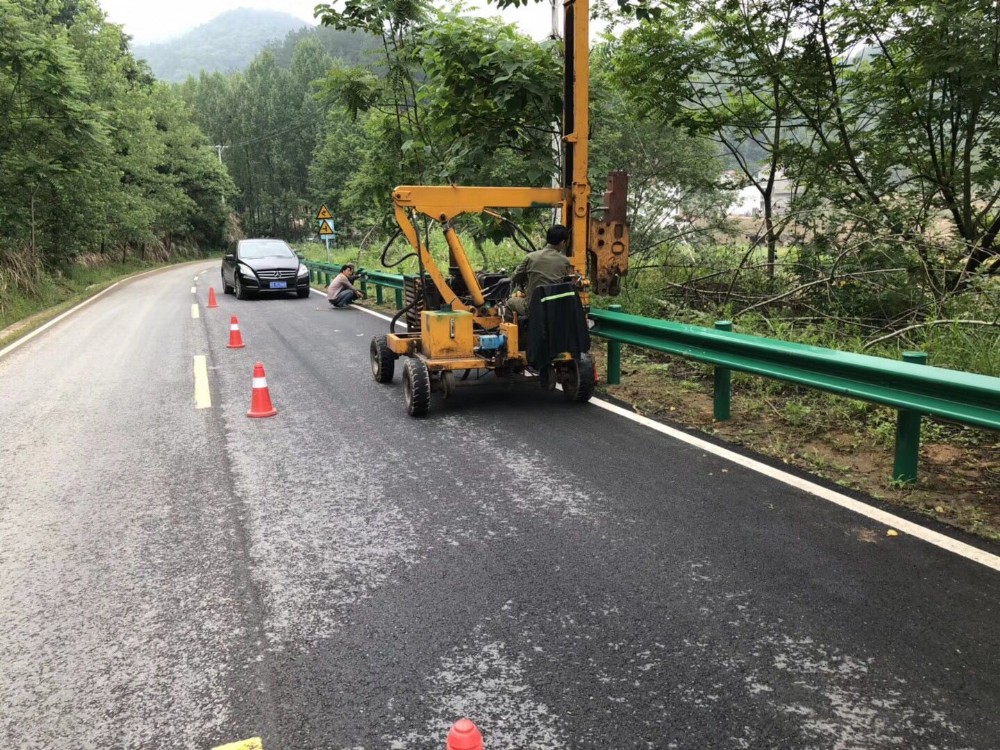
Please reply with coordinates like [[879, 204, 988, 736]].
[[1, 264, 198, 361], [332, 290, 1000, 573], [0, 282, 122, 360], [589, 398, 1000, 573]]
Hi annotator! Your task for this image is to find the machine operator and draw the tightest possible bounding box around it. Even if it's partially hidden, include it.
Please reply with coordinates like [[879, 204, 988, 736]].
[[505, 224, 574, 320]]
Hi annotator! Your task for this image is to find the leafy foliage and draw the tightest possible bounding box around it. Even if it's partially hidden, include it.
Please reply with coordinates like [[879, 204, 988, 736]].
[[0, 0, 232, 295]]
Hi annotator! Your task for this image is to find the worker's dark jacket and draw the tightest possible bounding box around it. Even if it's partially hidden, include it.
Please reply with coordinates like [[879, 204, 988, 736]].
[[527, 282, 590, 370]]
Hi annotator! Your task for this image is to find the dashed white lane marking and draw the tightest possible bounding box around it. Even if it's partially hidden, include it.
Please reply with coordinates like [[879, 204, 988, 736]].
[[191, 286, 197, 294], [337, 291, 1000, 574], [191, 303, 200, 319], [193, 355, 211, 409]]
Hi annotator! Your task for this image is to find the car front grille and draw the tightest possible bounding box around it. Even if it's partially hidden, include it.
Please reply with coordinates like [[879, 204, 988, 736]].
[[256, 269, 297, 280]]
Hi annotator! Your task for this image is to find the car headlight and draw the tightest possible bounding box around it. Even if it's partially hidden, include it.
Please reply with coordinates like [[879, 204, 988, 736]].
[[297, 264, 309, 276], [238, 263, 255, 278]]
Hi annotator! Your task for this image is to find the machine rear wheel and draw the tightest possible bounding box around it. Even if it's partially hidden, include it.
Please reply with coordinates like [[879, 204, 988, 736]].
[[370, 335, 395, 384], [562, 353, 595, 403], [403, 357, 431, 416]]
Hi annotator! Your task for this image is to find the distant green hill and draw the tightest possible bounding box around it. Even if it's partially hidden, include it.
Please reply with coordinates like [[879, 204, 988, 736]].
[[135, 8, 310, 82]]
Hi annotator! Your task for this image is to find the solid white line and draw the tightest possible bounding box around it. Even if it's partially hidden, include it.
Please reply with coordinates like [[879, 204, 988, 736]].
[[310, 287, 405, 328], [0, 264, 204, 361], [588, 399, 1000, 573], [342, 297, 1000, 573], [0, 282, 121, 360]]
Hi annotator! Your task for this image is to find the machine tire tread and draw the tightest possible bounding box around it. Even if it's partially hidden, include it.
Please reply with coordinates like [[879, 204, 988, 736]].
[[371, 335, 395, 384], [403, 357, 431, 416], [564, 353, 595, 403]]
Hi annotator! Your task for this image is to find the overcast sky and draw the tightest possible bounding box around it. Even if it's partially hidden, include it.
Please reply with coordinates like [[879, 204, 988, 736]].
[[98, 0, 563, 45]]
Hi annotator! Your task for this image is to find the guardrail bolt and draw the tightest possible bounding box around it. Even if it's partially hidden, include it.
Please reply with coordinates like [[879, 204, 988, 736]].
[[606, 304, 622, 385], [713, 320, 733, 421], [892, 351, 928, 484]]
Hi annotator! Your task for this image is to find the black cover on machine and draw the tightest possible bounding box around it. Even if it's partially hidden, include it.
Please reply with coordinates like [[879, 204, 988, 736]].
[[526, 282, 590, 370]]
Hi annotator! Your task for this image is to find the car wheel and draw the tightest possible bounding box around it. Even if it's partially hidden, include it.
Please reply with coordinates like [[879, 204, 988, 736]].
[[370, 335, 395, 384], [222, 271, 234, 294], [403, 357, 430, 417], [235, 274, 250, 300], [562, 353, 595, 403]]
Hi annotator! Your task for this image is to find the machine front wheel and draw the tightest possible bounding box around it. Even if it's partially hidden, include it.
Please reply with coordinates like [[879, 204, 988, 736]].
[[562, 353, 595, 403], [403, 357, 431, 417], [370, 335, 395, 383]]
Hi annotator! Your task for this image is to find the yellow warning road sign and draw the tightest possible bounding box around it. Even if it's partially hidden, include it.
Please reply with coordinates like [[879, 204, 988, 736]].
[[316, 204, 333, 220], [318, 219, 334, 236]]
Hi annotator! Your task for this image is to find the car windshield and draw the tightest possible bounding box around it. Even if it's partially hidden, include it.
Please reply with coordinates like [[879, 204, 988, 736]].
[[238, 240, 295, 260]]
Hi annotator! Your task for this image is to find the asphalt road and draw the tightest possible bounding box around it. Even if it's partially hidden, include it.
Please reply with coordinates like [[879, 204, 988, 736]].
[[1, 260, 999, 749]]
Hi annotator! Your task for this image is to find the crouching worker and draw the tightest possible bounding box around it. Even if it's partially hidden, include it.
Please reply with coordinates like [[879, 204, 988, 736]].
[[327, 264, 366, 308], [505, 224, 573, 320]]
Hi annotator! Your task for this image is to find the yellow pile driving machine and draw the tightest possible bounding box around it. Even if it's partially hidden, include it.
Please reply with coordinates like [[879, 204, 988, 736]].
[[369, 0, 629, 416]]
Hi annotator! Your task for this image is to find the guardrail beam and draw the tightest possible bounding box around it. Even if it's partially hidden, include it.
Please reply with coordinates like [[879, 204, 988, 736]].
[[589, 308, 1000, 483]]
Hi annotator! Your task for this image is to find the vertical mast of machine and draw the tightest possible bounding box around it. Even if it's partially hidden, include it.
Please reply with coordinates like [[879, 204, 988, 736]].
[[562, 0, 591, 280]]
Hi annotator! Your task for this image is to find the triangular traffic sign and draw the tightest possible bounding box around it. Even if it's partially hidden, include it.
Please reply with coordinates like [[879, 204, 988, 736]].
[[318, 219, 334, 236], [316, 204, 333, 220]]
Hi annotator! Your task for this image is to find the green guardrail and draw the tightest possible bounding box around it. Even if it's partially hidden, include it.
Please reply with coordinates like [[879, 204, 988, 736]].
[[303, 260, 342, 288], [590, 307, 1000, 483], [303, 262, 406, 308], [360, 270, 405, 308]]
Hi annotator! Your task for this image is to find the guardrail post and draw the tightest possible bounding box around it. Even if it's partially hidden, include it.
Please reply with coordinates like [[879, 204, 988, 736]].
[[360, 279, 368, 297], [606, 305, 622, 385], [376, 284, 384, 304], [395, 288, 404, 310], [713, 320, 733, 421], [892, 351, 928, 484]]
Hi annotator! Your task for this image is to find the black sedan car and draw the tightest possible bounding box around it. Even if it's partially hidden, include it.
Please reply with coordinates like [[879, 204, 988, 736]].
[[221, 239, 311, 299]]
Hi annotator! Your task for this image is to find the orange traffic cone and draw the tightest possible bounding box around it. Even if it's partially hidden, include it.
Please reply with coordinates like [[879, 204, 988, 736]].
[[207, 286, 219, 308], [228, 315, 245, 349], [247, 362, 277, 418], [446, 719, 483, 750]]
